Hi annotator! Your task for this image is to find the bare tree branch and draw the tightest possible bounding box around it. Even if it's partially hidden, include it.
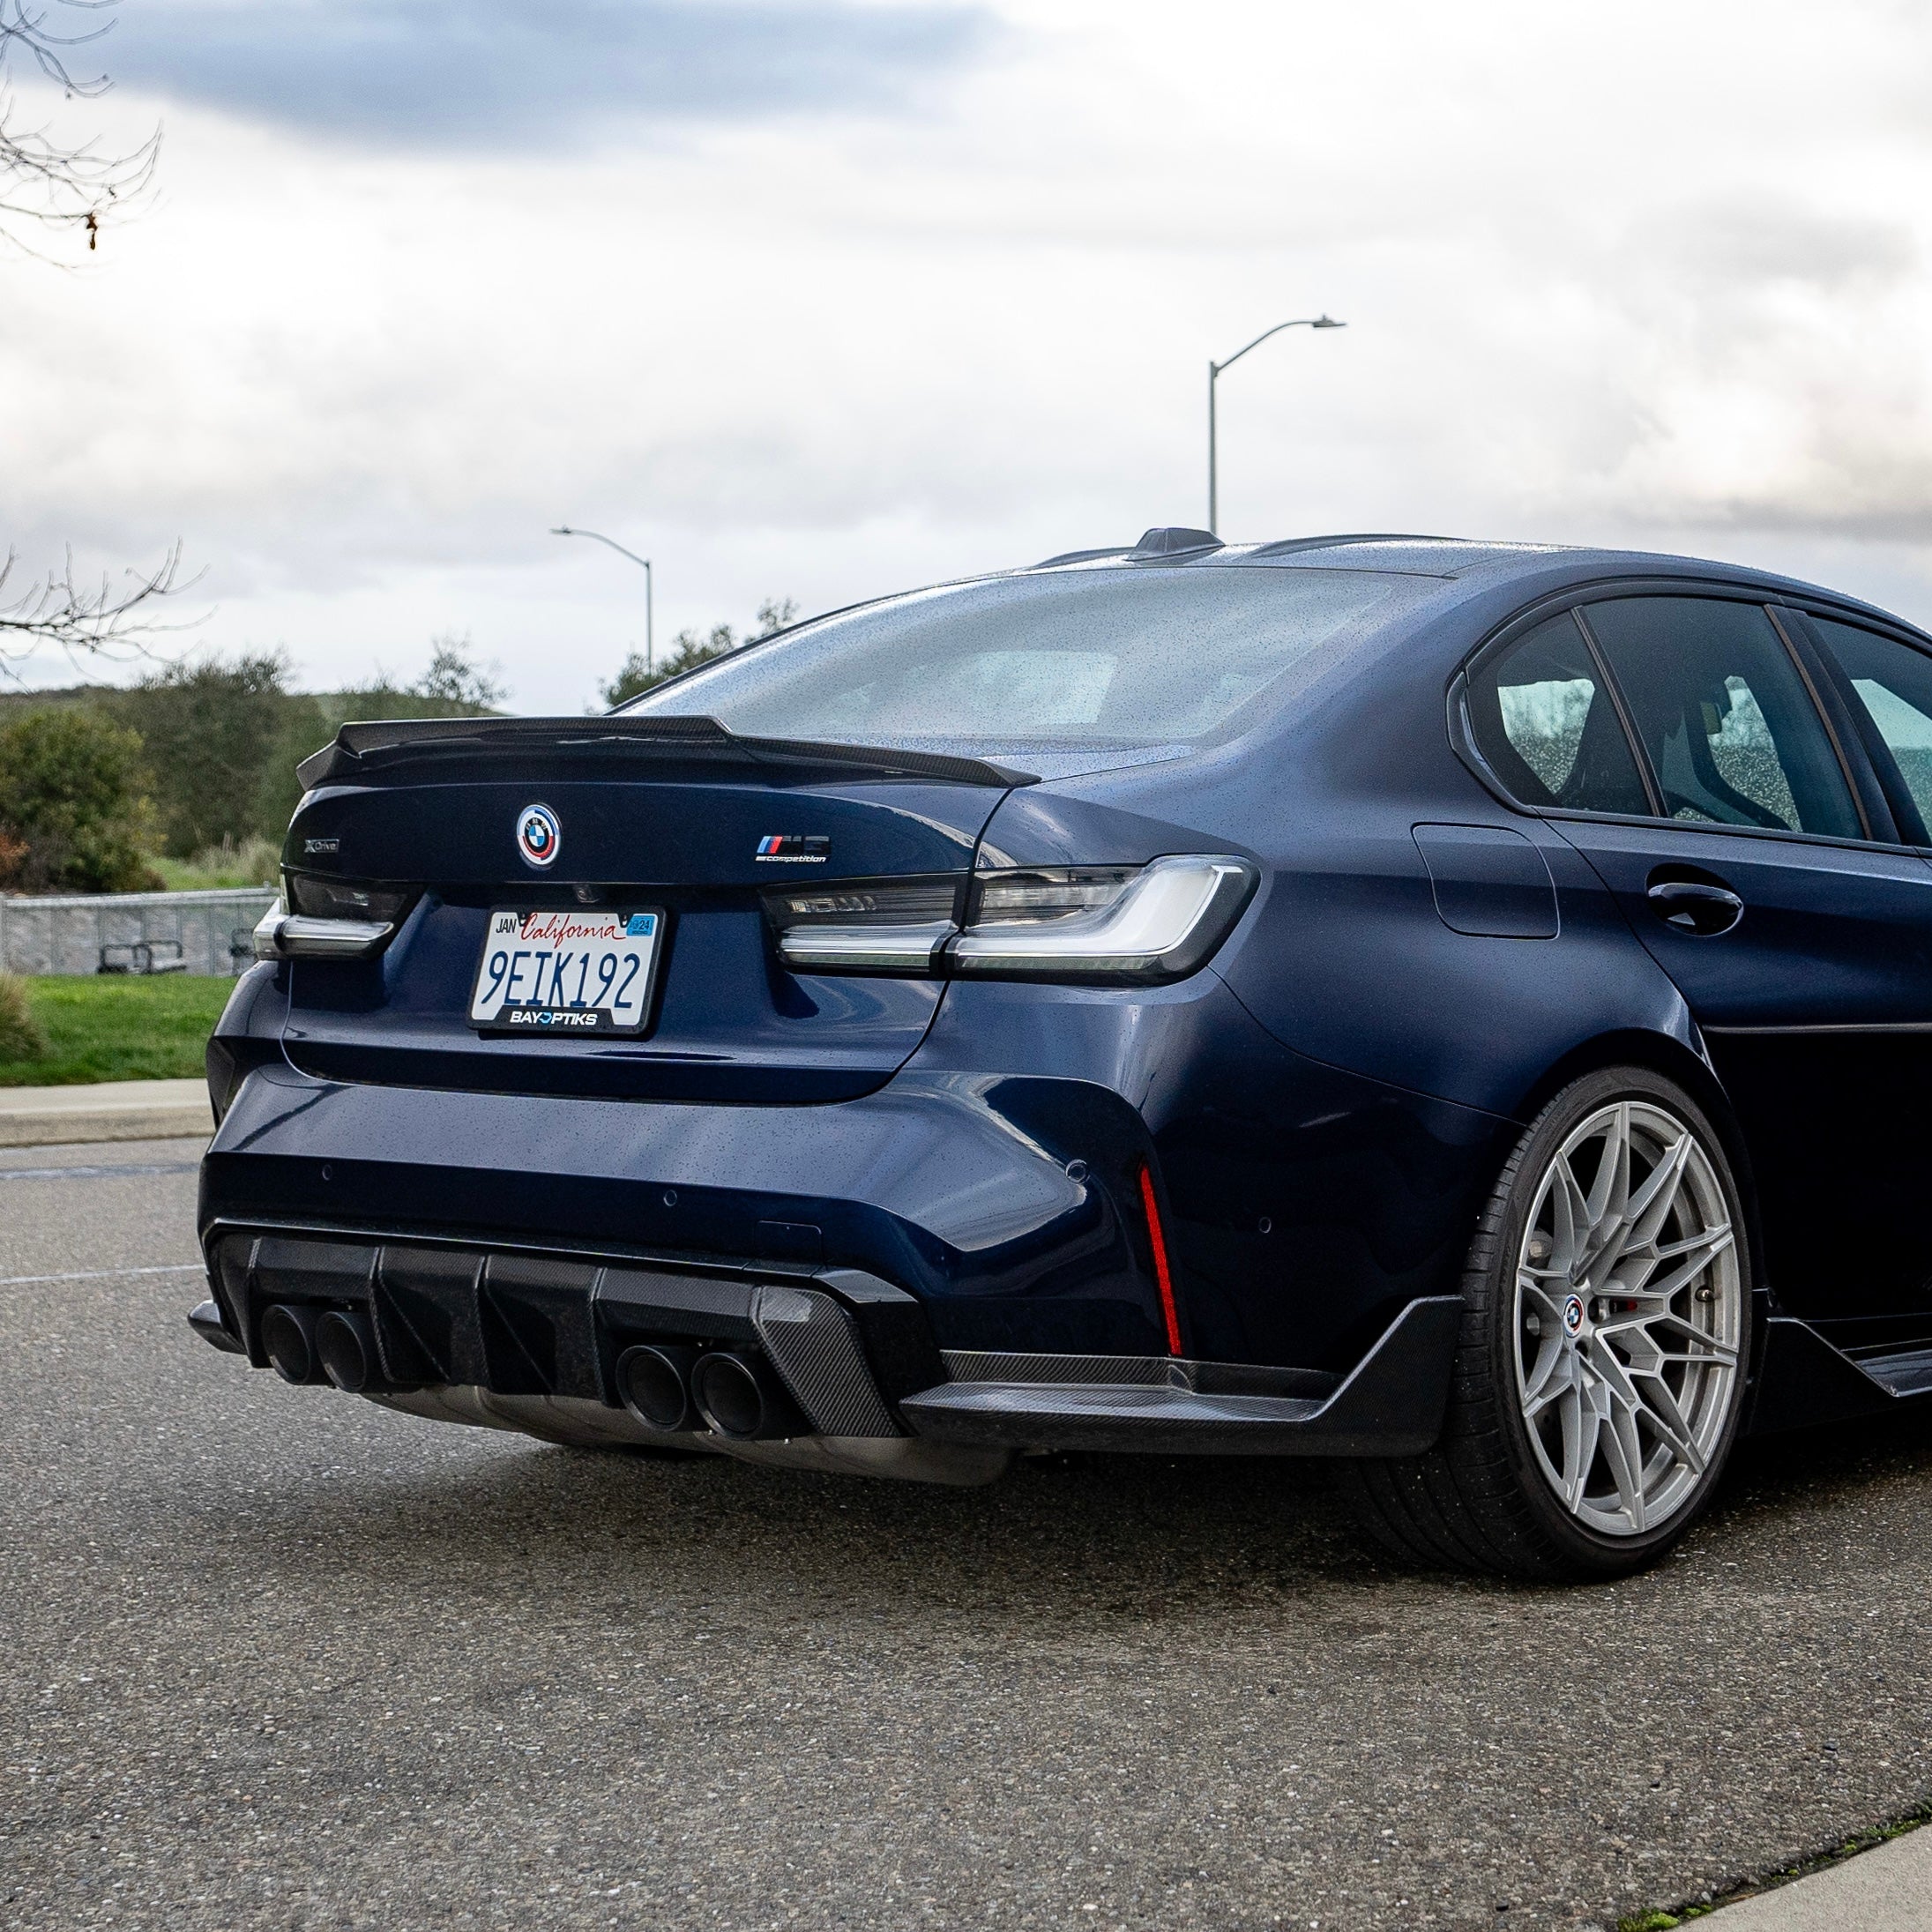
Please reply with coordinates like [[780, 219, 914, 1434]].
[[1, 4, 185, 673], [1, 0, 160, 257], [0, 543, 200, 678]]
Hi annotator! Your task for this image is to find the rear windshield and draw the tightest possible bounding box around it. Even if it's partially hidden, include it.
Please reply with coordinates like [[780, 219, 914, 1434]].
[[620, 566, 1443, 750]]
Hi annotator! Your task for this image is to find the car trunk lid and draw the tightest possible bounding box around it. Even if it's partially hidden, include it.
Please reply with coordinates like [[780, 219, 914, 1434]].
[[276, 718, 1027, 1104]]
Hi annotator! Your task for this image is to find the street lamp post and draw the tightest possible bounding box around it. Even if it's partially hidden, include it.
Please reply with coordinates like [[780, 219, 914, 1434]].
[[551, 526, 653, 673], [1207, 315, 1345, 534]]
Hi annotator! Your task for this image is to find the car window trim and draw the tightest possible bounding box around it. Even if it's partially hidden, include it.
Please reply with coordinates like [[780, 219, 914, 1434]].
[[1528, 806, 1908, 855], [1780, 608, 1932, 847], [1762, 605, 1880, 842], [1566, 605, 1667, 817]]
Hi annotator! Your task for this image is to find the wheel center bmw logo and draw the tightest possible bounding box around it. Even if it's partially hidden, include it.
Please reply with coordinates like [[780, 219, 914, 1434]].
[[516, 802, 561, 869], [1562, 1294, 1586, 1337]]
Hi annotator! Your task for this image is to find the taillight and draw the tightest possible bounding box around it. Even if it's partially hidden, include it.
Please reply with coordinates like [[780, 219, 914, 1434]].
[[764, 854, 1255, 985], [763, 878, 963, 974], [254, 873, 417, 960], [952, 856, 1255, 982], [287, 874, 416, 922]]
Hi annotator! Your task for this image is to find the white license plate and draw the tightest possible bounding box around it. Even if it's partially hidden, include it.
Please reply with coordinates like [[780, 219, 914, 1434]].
[[468, 907, 663, 1034]]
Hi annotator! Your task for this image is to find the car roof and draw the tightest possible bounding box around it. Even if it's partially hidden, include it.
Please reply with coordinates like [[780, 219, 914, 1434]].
[[1024, 531, 1921, 635]]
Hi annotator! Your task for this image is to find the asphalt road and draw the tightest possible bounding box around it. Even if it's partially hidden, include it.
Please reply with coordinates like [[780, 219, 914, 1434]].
[[6, 1140, 1932, 1931]]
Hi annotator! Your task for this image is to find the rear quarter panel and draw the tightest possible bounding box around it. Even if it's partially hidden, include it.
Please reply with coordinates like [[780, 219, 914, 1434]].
[[985, 630, 1697, 1126]]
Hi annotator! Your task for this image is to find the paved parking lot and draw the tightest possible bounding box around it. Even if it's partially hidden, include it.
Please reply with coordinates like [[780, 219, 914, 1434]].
[[5, 1138, 1932, 1930]]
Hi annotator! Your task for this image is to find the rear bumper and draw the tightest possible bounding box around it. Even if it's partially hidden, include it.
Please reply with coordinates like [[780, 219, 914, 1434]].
[[201, 1058, 1182, 1359], [209, 956, 1509, 1377]]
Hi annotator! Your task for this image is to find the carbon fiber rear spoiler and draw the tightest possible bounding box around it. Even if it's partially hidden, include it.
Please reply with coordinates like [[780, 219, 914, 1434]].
[[295, 714, 1039, 791]]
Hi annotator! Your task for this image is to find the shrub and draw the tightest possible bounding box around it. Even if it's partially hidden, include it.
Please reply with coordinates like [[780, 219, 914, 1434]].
[[0, 974, 48, 1063], [0, 707, 164, 893], [153, 832, 283, 891]]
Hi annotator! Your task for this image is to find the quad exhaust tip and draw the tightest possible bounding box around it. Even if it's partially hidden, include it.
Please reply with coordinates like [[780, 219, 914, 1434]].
[[260, 1302, 321, 1384], [690, 1349, 806, 1441], [616, 1343, 806, 1440], [315, 1308, 382, 1393], [615, 1343, 697, 1432], [264, 1301, 800, 1431], [261, 1302, 396, 1392]]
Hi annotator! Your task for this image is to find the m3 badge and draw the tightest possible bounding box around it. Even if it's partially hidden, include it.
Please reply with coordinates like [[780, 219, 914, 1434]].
[[754, 835, 829, 864]]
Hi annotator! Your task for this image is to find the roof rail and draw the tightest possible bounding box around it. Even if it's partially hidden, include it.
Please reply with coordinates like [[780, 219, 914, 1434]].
[[1245, 533, 1443, 557], [1032, 545, 1136, 568]]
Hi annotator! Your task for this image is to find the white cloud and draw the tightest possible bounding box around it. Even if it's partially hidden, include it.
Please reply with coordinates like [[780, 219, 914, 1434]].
[[112, 0, 996, 148], [8, 0, 1932, 703]]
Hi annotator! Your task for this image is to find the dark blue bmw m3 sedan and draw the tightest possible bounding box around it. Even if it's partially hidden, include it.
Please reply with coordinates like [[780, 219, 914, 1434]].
[[191, 526, 1932, 1579]]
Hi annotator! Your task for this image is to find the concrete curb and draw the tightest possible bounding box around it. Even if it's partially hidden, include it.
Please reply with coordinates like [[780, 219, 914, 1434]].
[[1704, 1821, 1932, 1926], [0, 1078, 212, 1148]]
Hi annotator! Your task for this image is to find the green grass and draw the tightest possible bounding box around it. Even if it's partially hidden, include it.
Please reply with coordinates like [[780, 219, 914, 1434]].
[[0, 973, 235, 1086]]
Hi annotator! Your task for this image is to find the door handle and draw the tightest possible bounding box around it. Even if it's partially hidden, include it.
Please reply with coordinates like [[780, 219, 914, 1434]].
[[1645, 879, 1744, 936]]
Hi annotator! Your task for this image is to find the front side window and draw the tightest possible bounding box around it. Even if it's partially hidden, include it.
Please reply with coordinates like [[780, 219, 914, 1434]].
[[1465, 611, 1651, 816], [1809, 618, 1932, 839], [1581, 598, 1861, 839]]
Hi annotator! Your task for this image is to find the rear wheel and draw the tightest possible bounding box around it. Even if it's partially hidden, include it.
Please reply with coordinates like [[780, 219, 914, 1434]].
[[1339, 1065, 1750, 1581]]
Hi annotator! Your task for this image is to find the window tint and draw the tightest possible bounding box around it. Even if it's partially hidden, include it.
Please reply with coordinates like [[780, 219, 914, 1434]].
[[1809, 619, 1932, 838], [1582, 598, 1861, 839], [1466, 611, 1650, 816]]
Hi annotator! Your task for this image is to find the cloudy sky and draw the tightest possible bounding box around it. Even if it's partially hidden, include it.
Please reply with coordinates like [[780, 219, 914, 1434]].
[[7, 0, 1932, 705]]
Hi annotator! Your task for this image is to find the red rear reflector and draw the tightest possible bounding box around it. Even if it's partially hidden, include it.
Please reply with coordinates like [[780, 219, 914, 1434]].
[[1138, 1163, 1183, 1357]]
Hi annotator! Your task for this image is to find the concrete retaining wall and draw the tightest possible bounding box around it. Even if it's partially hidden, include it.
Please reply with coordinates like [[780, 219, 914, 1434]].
[[0, 888, 278, 977]]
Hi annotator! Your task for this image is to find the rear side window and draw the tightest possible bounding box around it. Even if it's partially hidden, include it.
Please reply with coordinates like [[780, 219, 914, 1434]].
[[1582, 598, 1861, 839], [1466, 612, 1650, 816], [1809, 619, 1932, 836]]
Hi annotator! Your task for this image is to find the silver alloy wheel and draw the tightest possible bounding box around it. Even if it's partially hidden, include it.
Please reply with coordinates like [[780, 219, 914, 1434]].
[[1512, 1100, 1742, 1537]]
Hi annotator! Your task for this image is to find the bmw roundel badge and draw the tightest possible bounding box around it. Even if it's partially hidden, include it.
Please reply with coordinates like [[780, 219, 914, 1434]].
[[516, 802, 561, 869]]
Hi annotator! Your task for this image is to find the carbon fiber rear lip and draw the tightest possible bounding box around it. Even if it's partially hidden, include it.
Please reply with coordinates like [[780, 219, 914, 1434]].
[[900, 1297, 1463, 1456]]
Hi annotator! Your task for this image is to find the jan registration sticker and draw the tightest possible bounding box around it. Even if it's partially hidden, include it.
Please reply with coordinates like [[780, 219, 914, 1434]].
[[469, 907, 662, 1034]]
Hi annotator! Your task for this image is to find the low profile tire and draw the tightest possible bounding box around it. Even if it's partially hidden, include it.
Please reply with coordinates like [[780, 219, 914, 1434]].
[[1338, 1065, 1752, 1582]]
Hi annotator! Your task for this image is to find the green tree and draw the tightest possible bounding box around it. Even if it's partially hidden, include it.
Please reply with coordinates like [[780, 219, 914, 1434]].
[[108, 653, 295, 857], [256, 638, 508, 845], [412, 632, 508, 709], [0, 707, 162, 893], [250, 691, 333, 849], [332, 634, 509, 724], [600, 596, 799, 708]]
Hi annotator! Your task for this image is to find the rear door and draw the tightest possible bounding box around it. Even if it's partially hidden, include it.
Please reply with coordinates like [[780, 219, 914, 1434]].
[[1551, 593, 1932, 1336]]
